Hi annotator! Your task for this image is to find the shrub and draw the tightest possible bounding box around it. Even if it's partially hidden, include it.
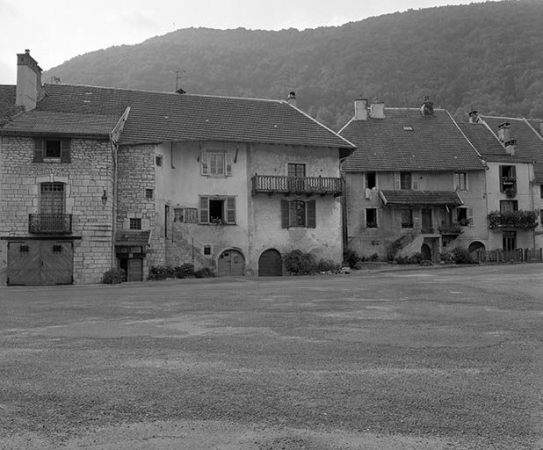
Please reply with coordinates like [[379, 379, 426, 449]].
[[343, 248, 361, 268], [194, 267, 214, 278], [452, 247, 476, 264], [101, 268, 125, 284], [386, 232, 417, 261], [284, 250, 317, 275], [174, 263, 195, 278], [147, 265, 176, 281], [440, 251, 455, 263], [317, 259, 341, 273]]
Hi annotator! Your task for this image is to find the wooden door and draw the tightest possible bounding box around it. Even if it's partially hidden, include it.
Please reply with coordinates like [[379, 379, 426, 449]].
[[127, 258, 143, 282], [7, 242, 41, 286], [259, 249, 282, 276], [41, 242, 73, 285], [218, 250, 245, 277]]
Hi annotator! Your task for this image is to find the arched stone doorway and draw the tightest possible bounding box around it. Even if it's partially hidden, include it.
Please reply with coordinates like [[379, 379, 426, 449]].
[[258, 249, 283, 276], [421, 243, 432, 261], [217, 249, 245, 277], [468, 241, 485, 254]]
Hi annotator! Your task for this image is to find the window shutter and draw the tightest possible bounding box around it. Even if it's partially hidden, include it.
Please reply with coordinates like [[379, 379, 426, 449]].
[[225, 153, 233, 176], [33, 139, 44, 163], [226, 196, 236, 224], [201, 152, 208, 175], [412, 181, 419, 190], [468, 208, 474, 226], [511, 166, 516, 178], [199, 196, 209, 223], [394, 172, 401, 190], [281, 199, 290, 229], [60, 139, 71, 163], [307, 200, 316, 228]]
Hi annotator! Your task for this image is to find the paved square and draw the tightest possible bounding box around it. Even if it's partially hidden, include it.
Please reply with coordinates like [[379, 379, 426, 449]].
[[1, 264, 542, 449]]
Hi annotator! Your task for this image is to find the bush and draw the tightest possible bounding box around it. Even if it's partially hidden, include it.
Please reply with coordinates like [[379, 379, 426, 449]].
[[440, 251, 455, 263], [174, 263, 195, 278], [386, 232, 417, 261], [147, 265, 176, 281], [343, 248, 361, 268], [194, 267, 214, 278], [284, 250, 317, 275], [395, 252, 424, 265], [452, 247, 476, 264], [101, 268, 125, 284], [317, 259, 341, 273]]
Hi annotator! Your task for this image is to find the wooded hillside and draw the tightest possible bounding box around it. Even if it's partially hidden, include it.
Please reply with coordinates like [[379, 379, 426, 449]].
[[45, 0, 543, 130]]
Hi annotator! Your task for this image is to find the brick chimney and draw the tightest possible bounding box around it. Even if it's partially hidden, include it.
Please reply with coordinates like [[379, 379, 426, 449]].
[[16, 50, 43, 112], [468, 110, 480, 124], [287, 91, 297, 108], [420, 96, 434, 116], [369, 99, 385, 119], [497, 122, 511, 143], [354, 96, 368, 121]]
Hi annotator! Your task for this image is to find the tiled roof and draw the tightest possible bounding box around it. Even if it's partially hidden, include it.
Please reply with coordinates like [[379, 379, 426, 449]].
[[115, 230, 151, 246], [458, 122, 535, 165], [380, 190, 463, 206], [1, 110, 118, 137], [339, 108, 485, 172], [478, 116, 543, 182], [3, 84, 354, 153]]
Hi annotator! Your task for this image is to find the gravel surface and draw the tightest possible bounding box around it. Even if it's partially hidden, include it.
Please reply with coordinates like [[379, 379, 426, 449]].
[[0, 264, 542, 449]]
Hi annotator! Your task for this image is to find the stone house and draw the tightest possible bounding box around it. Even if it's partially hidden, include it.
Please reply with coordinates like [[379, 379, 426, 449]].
[[338, 97, 488, 261], [460, 113, 542, 253], [0, 51, 354, 285]]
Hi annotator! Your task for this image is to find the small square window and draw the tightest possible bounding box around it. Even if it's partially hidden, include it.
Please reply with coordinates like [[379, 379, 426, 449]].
[[145, 189, 154, 200], [366, 208, 378, 228], [129, 218, 142, 230], [45, 140, 61, 158], [52, 245, 62, 254], [20, 245, 29, 254], [155, 155, 163, 166], [203, 245, 212, 255]]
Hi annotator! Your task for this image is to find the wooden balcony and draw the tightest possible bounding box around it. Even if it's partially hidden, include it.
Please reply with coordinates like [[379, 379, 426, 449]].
[[251, 175, 343, 197], [29, 214, 72, 234]]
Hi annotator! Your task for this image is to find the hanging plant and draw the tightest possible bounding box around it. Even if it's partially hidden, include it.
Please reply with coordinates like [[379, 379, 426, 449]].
[[504, 187, 516, 198]]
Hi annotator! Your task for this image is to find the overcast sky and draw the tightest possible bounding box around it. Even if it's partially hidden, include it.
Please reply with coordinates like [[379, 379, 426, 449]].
[[1, 0, 492, 84]]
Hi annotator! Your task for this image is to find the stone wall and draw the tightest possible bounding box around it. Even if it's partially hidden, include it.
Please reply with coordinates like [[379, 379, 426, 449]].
[[0, 136, 115, 284]]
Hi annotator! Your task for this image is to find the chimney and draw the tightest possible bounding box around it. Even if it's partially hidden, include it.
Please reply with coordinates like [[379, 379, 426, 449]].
[[468, 110, 480, 124], [497, 122, 511, 143], [504, 139, 516, 156], [16, 50, 43, 112], [287, 91, 297, 108], [354, 96, 368, 121], [420, 96, 434, 116], [369, 99, 385, 119]]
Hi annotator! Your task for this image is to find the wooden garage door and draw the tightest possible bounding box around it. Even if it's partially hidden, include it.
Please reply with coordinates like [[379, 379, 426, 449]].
[[7, 241, 73, 286], [258, 249, 282, 276], [218, 250, 245, 277]]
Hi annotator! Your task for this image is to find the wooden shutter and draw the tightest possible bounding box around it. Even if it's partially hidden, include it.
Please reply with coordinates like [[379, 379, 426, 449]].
[[60, 139, 71, 163], [225, 153, 233, 176], [199, 196, 209, 223], [468, 208, 474, 226], [33, 139, 44, 163], [226, 196, 236, 224], [201, 152, 208, 175], [307, 200, 316, 228], [281, 199, 290, 229], [510, 166, 516, 178], [393, 172, 401, 190]]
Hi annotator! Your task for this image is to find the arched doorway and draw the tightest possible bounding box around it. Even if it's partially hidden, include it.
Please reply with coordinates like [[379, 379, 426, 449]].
[[468, 241, 485, 254], [421, 243, 432, 261], [218, 249, 245, 277], [259, 249, 282, 276]]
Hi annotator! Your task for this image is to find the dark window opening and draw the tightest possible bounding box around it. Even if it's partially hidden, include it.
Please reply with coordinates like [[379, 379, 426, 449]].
[[129, 218, 142, 230], [20, 245, 29, 254], [500, 200, 518, 213], [366, 208, 377, 228], [204, 245, 211, 255], [366, 172, 376, 189], [209, 199, 225, 223], [155, 155, 163, 166], [503, 231, 516, 251], [52, 245, 62, 254], [400, 172, 412, 190], [401, 208, 413, 228], [165, 205, 170, 238], [500, 165, 516, 192], [145, 189, 154, 200], [45, 140, 61, 158], [457, 208, 469, 226], [290, 200, 306, 227]]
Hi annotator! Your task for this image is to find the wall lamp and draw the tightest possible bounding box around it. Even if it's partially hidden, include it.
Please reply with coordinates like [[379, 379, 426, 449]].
[[101, 189, 108, 206]]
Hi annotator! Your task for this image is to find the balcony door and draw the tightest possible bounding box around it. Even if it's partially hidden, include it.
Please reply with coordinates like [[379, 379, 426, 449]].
[[422, 208, 433, 233], [40, 183, 66, 232]]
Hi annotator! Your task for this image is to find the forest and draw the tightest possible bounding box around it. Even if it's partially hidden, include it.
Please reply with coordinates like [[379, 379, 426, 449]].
[[44, 0, 543, 131]]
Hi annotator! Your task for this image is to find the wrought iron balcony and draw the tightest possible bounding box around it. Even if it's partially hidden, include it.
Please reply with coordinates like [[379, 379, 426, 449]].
[[29, 213, 72, 234], [438, 222, 464, 235], [251, 175, 343, 197]]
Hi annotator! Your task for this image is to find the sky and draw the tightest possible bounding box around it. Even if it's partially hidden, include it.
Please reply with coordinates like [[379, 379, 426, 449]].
[[1, 0, 493, 84]]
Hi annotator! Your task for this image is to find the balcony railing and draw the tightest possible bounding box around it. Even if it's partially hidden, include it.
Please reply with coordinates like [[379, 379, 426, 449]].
[[252, 175, 343, 197], [438, 222, 464, 235], [487, 210, 538, 230], [29, 214, 72, 234]]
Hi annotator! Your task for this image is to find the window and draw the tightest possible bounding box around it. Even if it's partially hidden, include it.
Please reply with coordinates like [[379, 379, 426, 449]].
[[199, 196, 236, 224], [366, 172, 376, 189], [155, 155, 163, 166], [500, 200, 518, 213], [129, 218, 142, 230], [457, 208, 469, 226], [394, 172, 412, 190], [540, 210, 543, 226], [288, 163, 306, 178], [401, 208, 413, 228], [503, 231, 516, 251], [33, 138, 71, 163], [40, 183, 65, 214], [145, 189, 154, 200], [165, 205, 169, 238], [540, 185, 543, 199], [52, 245, 62, 254], [281, 199, 316, 229], [366, 208, 377, 228], [203, 245, 212, 255], [201, 151, 232, 176], [455, 172, 468, 190], [499, 165, 516, 192]]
